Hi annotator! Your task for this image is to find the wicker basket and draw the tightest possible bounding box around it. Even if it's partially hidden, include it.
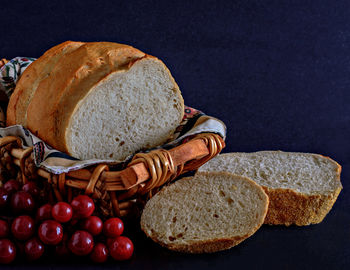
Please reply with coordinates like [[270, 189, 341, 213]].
[[0, 57, 225, 218], [0, 133, 224, 218]]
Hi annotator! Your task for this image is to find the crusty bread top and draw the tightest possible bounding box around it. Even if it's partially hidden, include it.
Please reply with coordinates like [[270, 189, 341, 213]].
[[7, 41, 145, 146], [198, 151, 342, 195], [6, 41, 83, 126], [7, 41, 184, 160], [25, 42, 146, 152], [6, 41, 85, 127], [141, 171, 269, 253]]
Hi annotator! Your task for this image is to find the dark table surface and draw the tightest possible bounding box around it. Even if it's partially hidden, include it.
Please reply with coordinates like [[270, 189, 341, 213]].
[[1, 0, 350, 269]]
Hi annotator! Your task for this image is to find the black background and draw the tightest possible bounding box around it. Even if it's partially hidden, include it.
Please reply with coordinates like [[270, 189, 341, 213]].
[[1, 0, 350, 269]]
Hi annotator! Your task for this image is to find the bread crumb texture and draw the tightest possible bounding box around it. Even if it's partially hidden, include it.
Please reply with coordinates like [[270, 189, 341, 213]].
[[67, 57, 183, 160], [199, 151, 342, 225], [141, 171, 269, 253]]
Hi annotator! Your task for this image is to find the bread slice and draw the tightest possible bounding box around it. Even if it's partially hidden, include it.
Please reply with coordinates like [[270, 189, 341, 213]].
[[7, 41, 184, 160], [198, 151, 342, 226], [141, 171, 269, 253]]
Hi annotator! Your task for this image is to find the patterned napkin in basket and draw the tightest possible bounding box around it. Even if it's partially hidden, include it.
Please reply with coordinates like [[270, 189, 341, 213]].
[[0, 57, 226, 174]]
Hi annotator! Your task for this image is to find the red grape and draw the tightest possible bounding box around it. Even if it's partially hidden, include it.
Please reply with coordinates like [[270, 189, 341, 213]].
[[24, 237, 44, 261], [11, 191, 35, 214], [52, 202, 73, 223], [80, 216, 103, 236], [4, 179, 21, 194], [36, 204, 52, 222], [103, 218, 124, 238], [71, 195, 95, 218], [108, 236, 134, 261], [38, 220, 63, 245], [68, 230, 94, 256], [11, 215, 35, 241], [0, 239, 16, 264], [0, 220, 9, 238], [90, 243, 109, 263], [22, 182, 40, 198], [0, 188, 9, 209]]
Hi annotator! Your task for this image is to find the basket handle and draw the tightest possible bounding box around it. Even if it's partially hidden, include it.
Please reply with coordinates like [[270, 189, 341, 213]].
[[119, 134, 223, 189]]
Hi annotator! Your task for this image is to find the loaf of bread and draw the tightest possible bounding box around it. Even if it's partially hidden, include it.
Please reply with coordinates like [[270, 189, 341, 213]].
[[141, 171, 269, 253], [198, 151, 342, 226], [7, 41, 184, 160]]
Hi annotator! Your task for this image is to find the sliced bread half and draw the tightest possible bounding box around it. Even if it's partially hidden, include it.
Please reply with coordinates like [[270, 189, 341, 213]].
[[7, 41, 184, 161], [140, 171, 269, 253], [198, 151, 342, 226]]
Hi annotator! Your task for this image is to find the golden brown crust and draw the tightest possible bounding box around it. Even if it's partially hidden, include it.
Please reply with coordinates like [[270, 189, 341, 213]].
[[263, 163, 342, 226], [6, 41, 84, 126], [263, 186, 342, 226], [142, 216, 264, 253], [143, 233, 249, 253]]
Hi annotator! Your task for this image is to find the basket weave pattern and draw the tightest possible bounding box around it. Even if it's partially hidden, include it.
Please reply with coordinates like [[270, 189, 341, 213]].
[[0, 132, 224, 218]]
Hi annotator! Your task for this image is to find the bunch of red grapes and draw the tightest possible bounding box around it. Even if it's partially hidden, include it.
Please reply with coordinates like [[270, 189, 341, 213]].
[[0, 179, 134, 264]]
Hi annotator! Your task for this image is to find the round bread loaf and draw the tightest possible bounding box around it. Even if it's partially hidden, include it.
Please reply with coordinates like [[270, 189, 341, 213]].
[[7, 41, 184, 160]]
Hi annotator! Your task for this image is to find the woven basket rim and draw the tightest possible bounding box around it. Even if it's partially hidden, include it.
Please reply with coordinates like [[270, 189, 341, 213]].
[[0, 132, 225, 217]]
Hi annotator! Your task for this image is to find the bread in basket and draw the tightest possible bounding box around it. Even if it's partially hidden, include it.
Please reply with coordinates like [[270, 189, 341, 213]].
[[0, 44, 226, 218]]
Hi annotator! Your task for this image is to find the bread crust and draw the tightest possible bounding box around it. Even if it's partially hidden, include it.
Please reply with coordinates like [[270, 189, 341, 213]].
[[263, 186, 342, 226], [142, 233, 250, 253], [263, 169, 342, 226], [263, 155, 342, 226], [141, 172, 269, 253], [6, 41, 84, 126]]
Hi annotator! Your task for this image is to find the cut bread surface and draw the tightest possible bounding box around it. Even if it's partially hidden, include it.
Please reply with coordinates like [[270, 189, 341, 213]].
[[66, 57, 184, 160], [198, 152, 341, 195], [141, 171, 269, 253], [198, 151, 342, 225]]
